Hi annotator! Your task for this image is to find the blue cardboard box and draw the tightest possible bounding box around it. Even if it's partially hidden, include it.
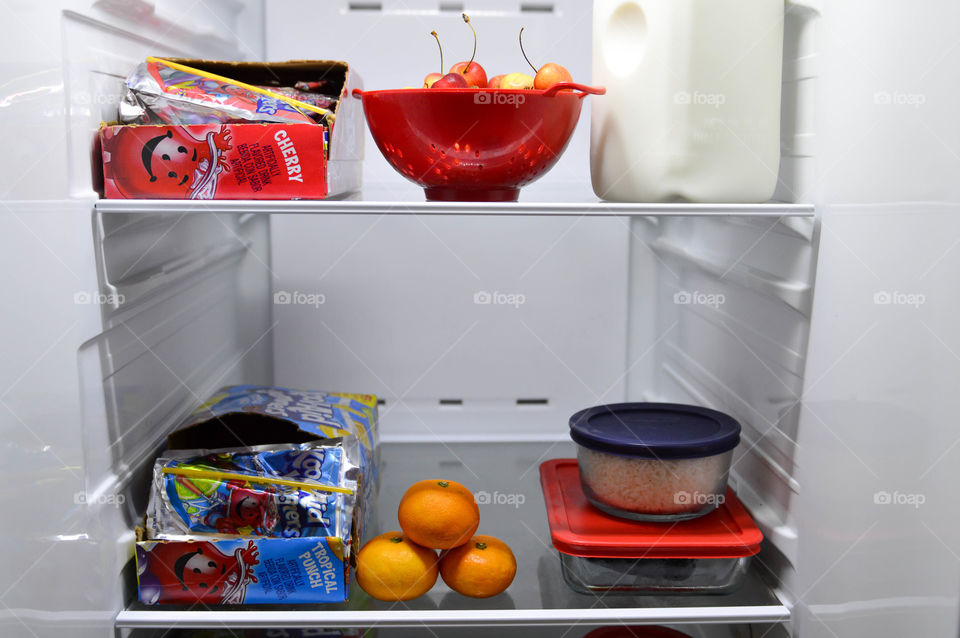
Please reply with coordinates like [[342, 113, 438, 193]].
[[135, 535, 349, 604], [136, 385, 380, 605]]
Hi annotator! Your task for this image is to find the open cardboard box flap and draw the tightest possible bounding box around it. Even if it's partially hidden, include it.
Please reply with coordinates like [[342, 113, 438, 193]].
[[166, 412, 321, 450], [164, 58, 351, 97]]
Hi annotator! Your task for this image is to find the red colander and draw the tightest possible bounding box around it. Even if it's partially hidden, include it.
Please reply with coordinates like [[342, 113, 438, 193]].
[[353, 83, 605, 202]]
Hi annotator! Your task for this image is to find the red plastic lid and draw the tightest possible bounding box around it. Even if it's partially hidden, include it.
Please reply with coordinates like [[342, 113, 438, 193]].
[[584, 627, 691, 638], [540, 459, 762, 559]]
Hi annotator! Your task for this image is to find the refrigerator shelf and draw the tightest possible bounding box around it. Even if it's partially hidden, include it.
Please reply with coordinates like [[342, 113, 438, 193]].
[[115, 441, 789, 629], [115, 603, 789, 629], [94, 195, 814, 218]]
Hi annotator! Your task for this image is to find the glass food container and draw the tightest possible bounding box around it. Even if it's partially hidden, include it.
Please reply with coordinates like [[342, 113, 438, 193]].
[[540, 458, 762, 595], [569, 403, 741, 521]]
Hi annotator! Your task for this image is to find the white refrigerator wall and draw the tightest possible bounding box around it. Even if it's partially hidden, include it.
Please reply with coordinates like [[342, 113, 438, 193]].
[[266, 0, 634, 440], [0, 2, 267, 637], [791, 1, 960, 636]]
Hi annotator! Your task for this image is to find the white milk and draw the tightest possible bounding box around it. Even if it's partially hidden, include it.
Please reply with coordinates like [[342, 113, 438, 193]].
[[591, 0, 784, 202]]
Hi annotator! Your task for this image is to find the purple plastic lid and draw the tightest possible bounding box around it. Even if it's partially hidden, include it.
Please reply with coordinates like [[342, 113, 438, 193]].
[[569, 403, 741, 459]]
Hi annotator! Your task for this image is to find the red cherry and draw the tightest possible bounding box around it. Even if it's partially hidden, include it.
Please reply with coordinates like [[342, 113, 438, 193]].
[[449, 61, 487, 88], [431, 72, 470, 88], [446, 14, 486, 88], [424, 30, 445, 88]]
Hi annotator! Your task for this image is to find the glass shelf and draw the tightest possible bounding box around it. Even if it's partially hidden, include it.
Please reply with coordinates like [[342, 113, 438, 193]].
[[116, 441, 789, 629], [95, 185, 814, 217]]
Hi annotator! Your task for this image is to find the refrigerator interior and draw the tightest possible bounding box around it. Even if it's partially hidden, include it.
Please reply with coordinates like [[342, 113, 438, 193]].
[[1, 1, 959, 637]]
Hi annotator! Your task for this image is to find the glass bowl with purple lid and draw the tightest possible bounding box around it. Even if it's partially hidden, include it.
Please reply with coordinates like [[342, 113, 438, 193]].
[[569, 403, 741, 521]]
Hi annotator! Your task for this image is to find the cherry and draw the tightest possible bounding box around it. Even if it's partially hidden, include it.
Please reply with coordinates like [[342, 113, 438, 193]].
[[500, 73, 534, 89], [450, 61, 487, 89], [448, 13, 487, 88], [519, 27, 573, 90], [533, 63, 572, 90], [423, 31, 444, 88], [432, 72, 470, 89]]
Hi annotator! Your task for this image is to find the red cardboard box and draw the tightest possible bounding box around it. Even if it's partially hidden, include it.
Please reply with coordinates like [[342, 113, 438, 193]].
[[100, 60, 363, 200]]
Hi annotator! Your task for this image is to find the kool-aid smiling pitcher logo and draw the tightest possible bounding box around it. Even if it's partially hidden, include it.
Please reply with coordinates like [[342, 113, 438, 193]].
[[103, 125, 232, 199]]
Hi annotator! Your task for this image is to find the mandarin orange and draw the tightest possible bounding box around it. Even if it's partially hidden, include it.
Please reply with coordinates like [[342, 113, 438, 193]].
[[355, 531, 439, 601], [439, 534, 516, 598], [398, 479, 480, 550]]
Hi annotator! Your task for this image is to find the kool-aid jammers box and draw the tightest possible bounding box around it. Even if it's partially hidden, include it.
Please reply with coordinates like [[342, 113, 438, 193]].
[[134, 385, 380, 605], [101, 123, 329, 199], [168, 385, 379, 503], [135, 535, 349, 605], [100, 59, 363, 200]]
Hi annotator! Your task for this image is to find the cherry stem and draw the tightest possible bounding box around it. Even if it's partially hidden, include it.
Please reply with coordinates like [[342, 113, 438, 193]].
[[519, 27, 538, 74], [431, 30, 443, 75], [461, 14, 476, 74]]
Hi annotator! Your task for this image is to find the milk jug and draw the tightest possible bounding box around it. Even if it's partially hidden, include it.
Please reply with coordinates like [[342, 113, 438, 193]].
[[591, 0, 784, 202]]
